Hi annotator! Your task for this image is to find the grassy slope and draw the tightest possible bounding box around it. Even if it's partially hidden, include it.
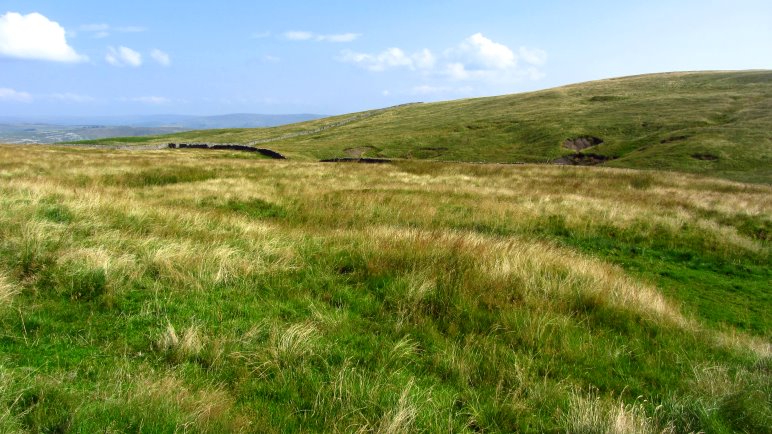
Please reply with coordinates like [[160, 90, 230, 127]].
[[0, 146, 769, 432], [72, 70, 772, 183]]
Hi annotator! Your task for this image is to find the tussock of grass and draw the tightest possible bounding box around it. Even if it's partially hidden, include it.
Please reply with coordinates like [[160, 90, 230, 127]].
[[0, 145, 769, 432], [564, 391, 675, 434], [156, 323, 205, 363], [0, 274, 17, 307]]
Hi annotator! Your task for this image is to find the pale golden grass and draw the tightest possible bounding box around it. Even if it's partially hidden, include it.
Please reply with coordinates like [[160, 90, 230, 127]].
[[275, 321, 319, 360], [650, 185, 772, 217], [690, 360, 772, 403], [369, 225, 688, 326], [309, 302, 348, 328], [313, 363, 430, 434], [392, 272, 436, 330], [5, 146, 770, 259], [377, 379, 417, 434], [243, 320, 321, 379], [1, 171, 300, 293], [285, 166, 768, 259], [0, 274, 18, 308], [384, 336, 420, 368], [156, 323, 204, 360], [132, 375, 247, 432], [565, 391, 675, 434], [147, 241, 262, 289], [58, 247, 141, 285]]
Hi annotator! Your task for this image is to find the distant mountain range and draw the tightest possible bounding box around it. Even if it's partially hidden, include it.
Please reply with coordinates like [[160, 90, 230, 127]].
[[0, 113, 325, 144]]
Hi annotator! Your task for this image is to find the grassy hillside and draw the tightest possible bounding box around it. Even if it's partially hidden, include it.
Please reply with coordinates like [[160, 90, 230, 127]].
[[0, 145, 769, 432], [72, 70, 772, 183]]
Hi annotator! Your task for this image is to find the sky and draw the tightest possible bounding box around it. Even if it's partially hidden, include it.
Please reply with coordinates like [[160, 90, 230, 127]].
[[0, 0, 771, 117]]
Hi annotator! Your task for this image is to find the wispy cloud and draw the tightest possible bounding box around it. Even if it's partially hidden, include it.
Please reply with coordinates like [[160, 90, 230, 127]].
[[150, 49, 171, 66], [339, 48, 435, 72], [79, 23, 109, 32], [317, 33, 360, 42], [284, 30, 314, 41], [78, 23, 146, 38], [0, 89, 99, 103], [0, 87, 33, 102], [49, 92, 96, 103], [122, 96, 171, 105], [283, 30, 360, 43], [0, 12, 87, 62], [518, 47, 547, 66], [106, 46, 142, 67]]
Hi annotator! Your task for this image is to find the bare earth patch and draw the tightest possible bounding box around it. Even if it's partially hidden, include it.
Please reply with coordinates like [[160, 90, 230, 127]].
[[563, 136, 604, 151], [344, 146, 378, 158]]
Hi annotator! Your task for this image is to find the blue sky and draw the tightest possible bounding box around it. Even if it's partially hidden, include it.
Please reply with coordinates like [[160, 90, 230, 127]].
[[1, 0, 770, 116]]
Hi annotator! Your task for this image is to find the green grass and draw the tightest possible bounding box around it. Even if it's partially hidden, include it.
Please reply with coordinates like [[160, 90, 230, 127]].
[[553, 224, 771, 336], [74, 70, 772, 183], [0, 146, 769, 432], [68, 135, 159, 144]]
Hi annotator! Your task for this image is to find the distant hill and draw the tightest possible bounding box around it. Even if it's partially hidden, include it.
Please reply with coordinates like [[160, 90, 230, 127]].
[[125, 113, 326, 129], [70, 71, 772, 183], [0, 113, 325, 143], [0, 124, 188, 144]]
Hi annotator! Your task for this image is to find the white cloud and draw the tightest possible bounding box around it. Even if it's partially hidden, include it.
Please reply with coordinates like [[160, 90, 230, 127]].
[[447, 33, 516, 70], [443, 34, 548, 83], [412, 49, 436, 70], [339, 47, 436, 72], [106, 46, 142, 67], [340, 33, 547, 89], [0, 87, 32, 102], [284, 30, 360, 42], [0, 12, 86, 62], [150, 48, 170, 66]]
